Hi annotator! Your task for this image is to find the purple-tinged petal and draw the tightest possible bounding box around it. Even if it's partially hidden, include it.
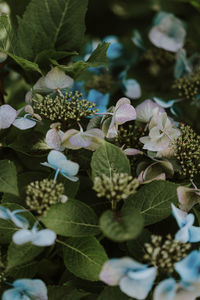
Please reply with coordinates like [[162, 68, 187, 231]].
[[124, 148, 143, 156], [99, 257, 145, 286], [114, 103, 136, 124], [0, 104, 17, 129], [46, 129, 65, 151], [135, 99, 164, 123]]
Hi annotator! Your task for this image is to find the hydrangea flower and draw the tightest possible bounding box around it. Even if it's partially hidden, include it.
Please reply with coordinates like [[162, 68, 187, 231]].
[[0, 104, 38, 130], [2, 278, 48, 300], [177, 186, 200, 212], [149, 12, 186, 52], [41, 150, 79, 182], [153, 277, 200, 300], [0, 206, 29, 229], [102, 97, 136, 138], [99, 257, 157, 299], [0, 104, 40, 130], [140, 109, 180, 154], [12, 222, 56, 246], [171, 204, 200, 243], [33, 67, 74, 93], [62, 126, 105, 151]]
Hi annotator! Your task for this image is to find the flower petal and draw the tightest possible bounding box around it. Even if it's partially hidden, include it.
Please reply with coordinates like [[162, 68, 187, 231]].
[[12, 117, 36, 130], [123, 79, 141, 99], [12, 229, 33, 245], [119, 267, 157, 299], [45, 67, 74, 90], [114, 103, 136, 124], [13, 279, 48, 300], [32, 229, 56, 246], [99, 257, 146, 286], [0, 104, 17, 129]]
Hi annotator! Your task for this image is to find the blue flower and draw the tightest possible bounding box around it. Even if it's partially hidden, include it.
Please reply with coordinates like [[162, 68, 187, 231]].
[[175, 250, 200, 283], [2, 278, 48, 300], [0, 206, 29, 229], [99, 257, 157, 299], [171, 204, 200, 243], [41, 150, 79, 182], [87, 89, 109, 113], [153, 277, 200, 300], [12, 222, 56, 247]]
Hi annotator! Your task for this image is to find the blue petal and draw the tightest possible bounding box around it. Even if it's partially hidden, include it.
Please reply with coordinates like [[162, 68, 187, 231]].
[[2, 288, 25, 300], [13, 279, 48, 300], [87, 89, 109, 113], [119, 267, 157, 299], [103, 36, 123, 60], [175, 250, 200, 282], [32, 229, 56, 246], [10, 211, 29, 229], [171, 203, 187, 228], [189, 226, 200, 243], [174, 49, 191, 79], [122, 78, 141, 99], [12, 117, 36, 130], [12, 229, 33, 245], [175, 226, 190, 243], [47, 150, 67, 169], [56, 159, 79, 177], [153, 278, 176, 300], [0, 206, 10, 219], [132, 30, 145, 50]]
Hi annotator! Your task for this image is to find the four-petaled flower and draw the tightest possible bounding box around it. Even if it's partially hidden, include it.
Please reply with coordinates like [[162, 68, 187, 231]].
[[41, 150, 79, 182], [2, 279, 48, 300], [172, 204, 200, 243], [100, 257, 157, 299]]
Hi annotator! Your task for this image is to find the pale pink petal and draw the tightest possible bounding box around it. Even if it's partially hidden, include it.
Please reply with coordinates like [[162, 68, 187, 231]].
[[46, 129, 64, 151], [115, 97, 131, 110], [0, 104, 17, 129], [114, 104, 136, 124], [124, 148, 143, 156], [136, 99, 164, 123]]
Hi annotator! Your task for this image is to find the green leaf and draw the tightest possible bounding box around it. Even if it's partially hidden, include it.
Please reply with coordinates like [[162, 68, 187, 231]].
[[41, 200, 100, 237], [6, 242, 43, 271], [99, 205, 144, 242], [6, 260, 38, 279], [127, 181, 178, 225], [61, 237, 108, 281], [16, 0, 88, 61], [35, 49, 78, 66], [50, 42, 109, 78], [91, 142, 131, 179], [87, 42, 109, 68], [48, 282, 90, 300], [0, 160, 19, 196], [98, 287, 130, 300], [1, 49, 42, 74]]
